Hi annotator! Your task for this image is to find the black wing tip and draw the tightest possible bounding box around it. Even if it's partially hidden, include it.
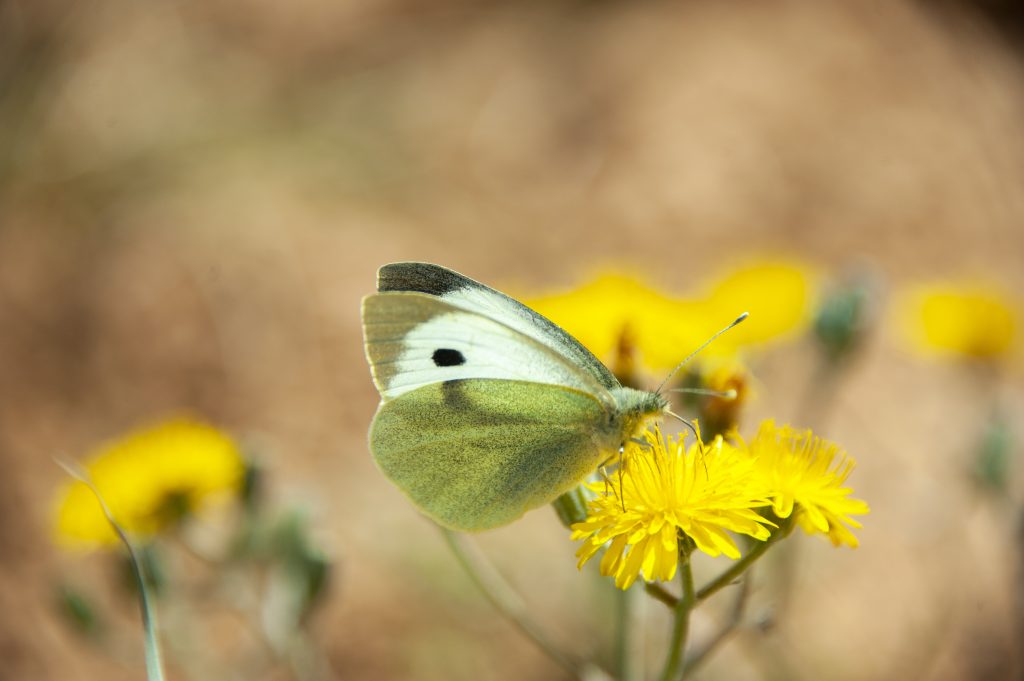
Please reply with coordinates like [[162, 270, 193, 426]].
[[377, 262, 468, 295]]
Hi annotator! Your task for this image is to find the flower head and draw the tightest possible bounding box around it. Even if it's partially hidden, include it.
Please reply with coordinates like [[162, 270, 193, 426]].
[[698, 259, 818, 355], [898, 282, 1019, 361], [525, 272, 701, 374], [54, 419, 245, 549], [746, 420, 869, 548], [525, 259, 816, 374], [572, 427, 774, 589]]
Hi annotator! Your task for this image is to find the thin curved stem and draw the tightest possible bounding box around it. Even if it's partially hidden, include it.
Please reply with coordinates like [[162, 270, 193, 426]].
[[56, 460, 166, 681], [439, 527, 607, 681]]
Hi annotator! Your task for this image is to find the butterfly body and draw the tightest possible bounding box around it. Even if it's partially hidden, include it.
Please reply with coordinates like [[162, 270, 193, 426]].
[[362, 262, 667, 531]]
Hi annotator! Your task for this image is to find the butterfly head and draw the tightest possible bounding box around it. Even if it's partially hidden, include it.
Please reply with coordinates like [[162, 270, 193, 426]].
[[610, 387, 669, 442]]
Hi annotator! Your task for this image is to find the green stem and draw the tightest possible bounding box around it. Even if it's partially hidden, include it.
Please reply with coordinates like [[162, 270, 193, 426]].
[[695, 537, 769, 605], [56, 461, 166, 681], [646, 518, 792, 610], [658, 545, 695, 681], [697, 518, 792, 604], [439, 528, 605, 681], [644, 582, 678, 608]]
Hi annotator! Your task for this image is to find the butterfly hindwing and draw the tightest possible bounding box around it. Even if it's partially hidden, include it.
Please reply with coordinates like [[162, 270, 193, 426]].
[[369, 378, 612, 531], [377, 262, 620, 391]]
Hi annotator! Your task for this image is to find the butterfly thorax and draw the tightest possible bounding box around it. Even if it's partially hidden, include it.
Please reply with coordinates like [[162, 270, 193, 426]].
[[609, 387, 669, 443]]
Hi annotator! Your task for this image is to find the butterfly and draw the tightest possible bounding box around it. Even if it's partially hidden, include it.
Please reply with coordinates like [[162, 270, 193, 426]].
[[361, 262, 671, 532]]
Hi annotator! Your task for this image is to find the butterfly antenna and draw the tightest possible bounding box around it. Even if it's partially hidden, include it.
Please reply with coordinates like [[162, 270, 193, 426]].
[[665, 409, 699, 442], [665, 410, 710, 478], [668, 387, 738, 400], [655, 312, 749, 394]]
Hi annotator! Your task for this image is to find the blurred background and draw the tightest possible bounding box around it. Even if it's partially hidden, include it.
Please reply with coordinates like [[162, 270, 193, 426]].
[[2, 0, 1023, 679]]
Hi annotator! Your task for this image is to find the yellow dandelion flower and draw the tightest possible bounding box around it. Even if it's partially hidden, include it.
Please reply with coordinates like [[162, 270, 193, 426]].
[[572, 427, 774, 590], [524, 259, 816, 373], [525, 272, 702, 373], [746, 420, 869, 548], [54, 419, 245, 549], [698, 259, 818, 356], [898, 282, 1018, 361]]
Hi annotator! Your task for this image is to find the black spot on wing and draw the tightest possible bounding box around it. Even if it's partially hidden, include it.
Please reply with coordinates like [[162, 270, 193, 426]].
[[432, 348, 466, 367], [378, 263, 466, 295]]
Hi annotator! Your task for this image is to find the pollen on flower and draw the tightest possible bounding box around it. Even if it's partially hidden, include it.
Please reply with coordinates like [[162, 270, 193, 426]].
[[54, 419, 246, 550], [745, 420, 869, 548], [572, 426, 774, 590]]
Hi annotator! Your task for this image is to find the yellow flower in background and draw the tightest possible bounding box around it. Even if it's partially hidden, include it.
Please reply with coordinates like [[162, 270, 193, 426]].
[[898, 282, 1018, 361], [525, 272, 701, 373], [54, 419, 245, 549], [572, 427, 774, 590], [745, 420, 869, 548], [525, 259, 816, 373], [700, 260, 818, 355]]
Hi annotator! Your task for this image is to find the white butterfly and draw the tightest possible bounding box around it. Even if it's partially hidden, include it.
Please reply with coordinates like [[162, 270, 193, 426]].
[[362, 262, 668, 531]]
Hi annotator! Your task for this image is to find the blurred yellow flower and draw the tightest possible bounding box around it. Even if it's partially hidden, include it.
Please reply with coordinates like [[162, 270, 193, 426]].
[[745, 420, 869, 548], [525, 272, 695, 373], [898, 282, 1018, 361], [700, 260, 818, 355], [572, 427, 774, 590], [525, 259, 816, 373], [54, 419, 245, 549]]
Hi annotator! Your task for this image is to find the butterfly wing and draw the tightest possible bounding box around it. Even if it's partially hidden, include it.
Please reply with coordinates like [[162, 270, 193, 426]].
[[370, 378, 613, 531], [377, 262, 621, 391], [362, 263, 631, 531], [363, 291, 615, 407]]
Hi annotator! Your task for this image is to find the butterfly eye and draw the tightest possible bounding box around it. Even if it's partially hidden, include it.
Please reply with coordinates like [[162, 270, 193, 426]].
[[432, 348, 466, 367]]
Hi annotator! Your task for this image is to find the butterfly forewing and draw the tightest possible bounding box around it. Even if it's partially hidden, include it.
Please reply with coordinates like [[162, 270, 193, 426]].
[[363, 292, 614, 405], [377, 262, 620, 391]]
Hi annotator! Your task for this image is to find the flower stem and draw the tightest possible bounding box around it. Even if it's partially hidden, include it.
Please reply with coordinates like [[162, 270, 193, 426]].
[[697, 517, 792, 604], [644, 582, 678, 608], [695, 538, 769, 604], [658, 545, 695, 681], [56, 460, 166, 681], [439, 527, 607, 681], [645, 518, 792, 612]]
